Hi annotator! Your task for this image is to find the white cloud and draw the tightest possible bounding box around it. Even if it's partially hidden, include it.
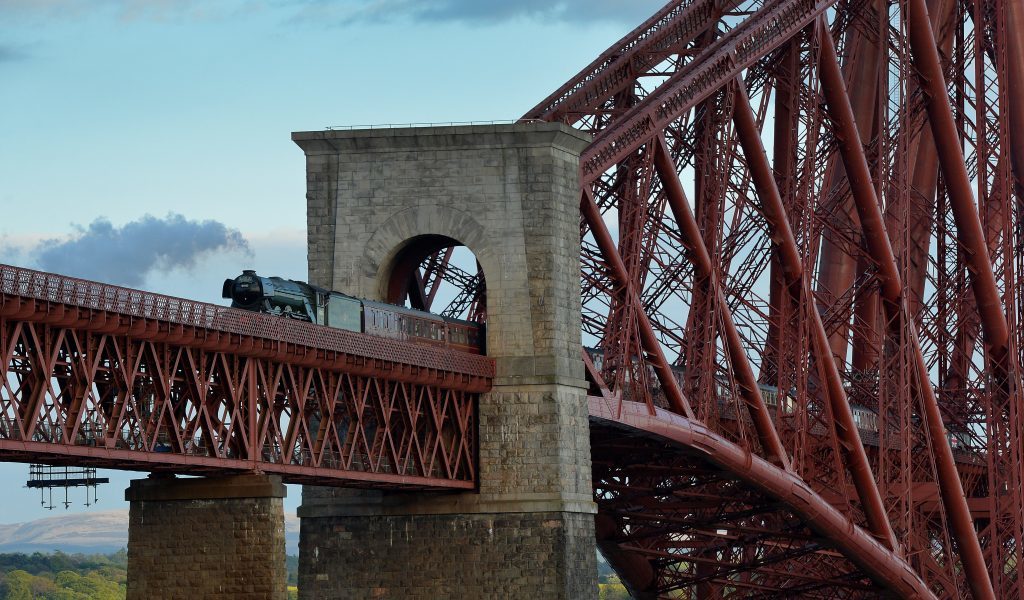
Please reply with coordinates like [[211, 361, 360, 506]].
[[4, 214, 250, 287]]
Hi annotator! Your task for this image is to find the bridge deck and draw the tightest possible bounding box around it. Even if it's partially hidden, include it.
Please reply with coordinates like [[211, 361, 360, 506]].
[[0, 264, 491, 489]]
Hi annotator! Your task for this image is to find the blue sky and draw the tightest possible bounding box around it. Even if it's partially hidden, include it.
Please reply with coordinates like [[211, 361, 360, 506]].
[[0, 0, 662, 525]]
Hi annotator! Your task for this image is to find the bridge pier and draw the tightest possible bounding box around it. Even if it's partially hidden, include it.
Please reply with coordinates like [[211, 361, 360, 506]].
[[294, 123, 598, 598], [125, 474, 287, 600]]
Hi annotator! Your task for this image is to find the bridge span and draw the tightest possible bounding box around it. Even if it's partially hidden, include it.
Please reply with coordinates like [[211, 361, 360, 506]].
[[0, 263, 490, 489], [6, 0, 1024, 593], [0, 262, 935, 598]]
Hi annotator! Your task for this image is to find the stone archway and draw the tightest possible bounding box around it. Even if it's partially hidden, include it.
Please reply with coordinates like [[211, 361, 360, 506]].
[[293, 123, 596, 599]]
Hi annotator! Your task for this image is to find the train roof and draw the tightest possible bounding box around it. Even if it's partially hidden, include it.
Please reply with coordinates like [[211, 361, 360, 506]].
[[240, 270, 479, 324]]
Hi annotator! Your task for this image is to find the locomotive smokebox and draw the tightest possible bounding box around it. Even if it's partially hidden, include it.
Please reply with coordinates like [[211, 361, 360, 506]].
[[225, 270, 266, 310]]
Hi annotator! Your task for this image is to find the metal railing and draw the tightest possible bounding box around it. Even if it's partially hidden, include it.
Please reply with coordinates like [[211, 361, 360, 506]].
[[0, 263, 493, 378]]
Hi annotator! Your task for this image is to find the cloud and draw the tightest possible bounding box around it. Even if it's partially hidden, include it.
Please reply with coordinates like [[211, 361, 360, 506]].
[[0, 43, 29, 62], [27, 214, 251, 287], [279, 0, 664, 25]]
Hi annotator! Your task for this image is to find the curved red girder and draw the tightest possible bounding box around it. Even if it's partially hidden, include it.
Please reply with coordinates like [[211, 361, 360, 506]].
[[589, 398, 934, 598], [8, 2, 1024, 595]]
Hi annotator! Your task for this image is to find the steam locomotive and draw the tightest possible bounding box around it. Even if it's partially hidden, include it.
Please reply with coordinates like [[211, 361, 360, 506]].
[[222, 270, 484, 354]]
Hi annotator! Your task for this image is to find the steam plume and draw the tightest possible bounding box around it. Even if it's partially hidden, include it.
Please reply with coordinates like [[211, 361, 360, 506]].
[[34, 213, 250, 286]]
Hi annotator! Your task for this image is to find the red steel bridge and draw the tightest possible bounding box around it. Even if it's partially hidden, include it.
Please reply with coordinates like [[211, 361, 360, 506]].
[[4, 0, 1024, 595], [0, 264, 489, 489]]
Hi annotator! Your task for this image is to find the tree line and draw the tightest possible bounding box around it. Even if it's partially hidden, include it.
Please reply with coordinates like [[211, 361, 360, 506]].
[[0, 550, 126, 600]]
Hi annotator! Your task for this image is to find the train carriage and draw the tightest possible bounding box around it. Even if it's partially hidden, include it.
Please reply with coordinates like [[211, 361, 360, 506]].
[[223, 270, 484, 355]]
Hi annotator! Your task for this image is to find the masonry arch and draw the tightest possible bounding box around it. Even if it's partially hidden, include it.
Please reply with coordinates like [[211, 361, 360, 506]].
[[381, 235, 487, 324], [362, 206, 494, 325]]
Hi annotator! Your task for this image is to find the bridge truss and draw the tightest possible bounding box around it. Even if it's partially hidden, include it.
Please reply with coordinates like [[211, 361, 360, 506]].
[[425, 0, 1024, 595], [3, 0, 1022, 592], [531, 0, 1024, 595], [0, 265, 490, 489]]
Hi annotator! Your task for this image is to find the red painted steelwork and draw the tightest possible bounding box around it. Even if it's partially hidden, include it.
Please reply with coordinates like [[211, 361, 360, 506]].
[[524, 0, 733, 124], [9, 0, 1024, 591], [577, 0, 835, 181], [0, 264, 488, 488], [590, 397, 935, 598], [653, 136, 790, 470], [729, 83, 897, 550], [815, 21, 993, 597], [512, 0, 1024, 594], [0, 265, 492, 387], [580, 188, 695, 419]]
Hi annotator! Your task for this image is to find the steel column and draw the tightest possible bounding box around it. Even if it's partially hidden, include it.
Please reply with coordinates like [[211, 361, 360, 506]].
[[818, 19, 995, 598], [654, 135, 790, 469], [580, 188, 696, 418], [905, 0, 1009, 354], [729, 82, 898, 550]]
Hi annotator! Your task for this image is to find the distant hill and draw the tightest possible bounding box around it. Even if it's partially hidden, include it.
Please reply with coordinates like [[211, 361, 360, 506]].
[[0, 510, 300, 555]]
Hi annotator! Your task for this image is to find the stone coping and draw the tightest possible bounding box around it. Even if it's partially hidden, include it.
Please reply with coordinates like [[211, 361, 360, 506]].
[[292, 122, 591, 155], [125, 474, 286, 502]]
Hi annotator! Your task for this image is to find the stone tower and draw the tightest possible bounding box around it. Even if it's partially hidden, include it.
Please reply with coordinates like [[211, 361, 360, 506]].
[[293, 123, 597, 598]]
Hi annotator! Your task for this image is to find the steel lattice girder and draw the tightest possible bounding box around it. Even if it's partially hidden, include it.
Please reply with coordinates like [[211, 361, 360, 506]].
[[510, 0, 1024, 595], [590, 399, 933, 598], [0, 264, 487, 489]]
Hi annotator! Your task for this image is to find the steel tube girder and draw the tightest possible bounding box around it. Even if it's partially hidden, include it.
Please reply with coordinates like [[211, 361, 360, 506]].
[[905, 0, 1009, 354], [816, 18, 995, 598], [515, 0, 1024, 594], [579, 0, 837, 183], [1008, 0, 1024, 194], [523, 0, 737, 123], [580, 187, 696, 419], [590, 398, 936, 599], [728, 80, 898, 551], [653, 135, 791, 469]]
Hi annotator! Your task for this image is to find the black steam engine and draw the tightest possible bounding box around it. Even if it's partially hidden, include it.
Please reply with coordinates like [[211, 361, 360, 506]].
[[222, 270, 484, 354]]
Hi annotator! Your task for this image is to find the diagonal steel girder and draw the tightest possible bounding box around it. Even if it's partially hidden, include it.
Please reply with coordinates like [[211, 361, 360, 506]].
[[652, 135, 791, 469], [591, 399, 937, 598], [726, 79, 899, 552], [524, 0, 738, 122], [815, 17, 996, 599], [527, 0, 1016, 592], [579, 0, 839, 183], [905, 0, 1009, 359], [580, 187, 696, 419]]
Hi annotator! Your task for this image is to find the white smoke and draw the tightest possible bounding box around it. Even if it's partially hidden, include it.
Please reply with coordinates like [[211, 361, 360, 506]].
[[28, 213, 251, 286]]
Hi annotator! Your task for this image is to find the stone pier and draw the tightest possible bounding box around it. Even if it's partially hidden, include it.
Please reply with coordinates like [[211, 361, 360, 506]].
[[293, 123, 598, 598], [125, 474, 287, 600]]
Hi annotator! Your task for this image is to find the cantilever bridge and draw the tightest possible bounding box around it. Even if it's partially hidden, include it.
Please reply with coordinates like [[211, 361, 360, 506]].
[[4, 0, 1024, 596]]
